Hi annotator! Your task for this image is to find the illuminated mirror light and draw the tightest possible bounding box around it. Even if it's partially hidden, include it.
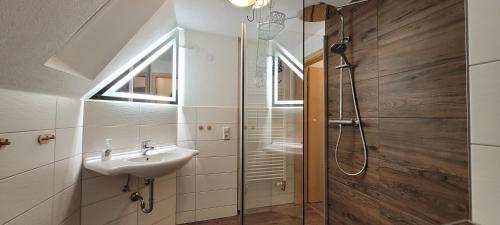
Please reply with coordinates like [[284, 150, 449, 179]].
[[268, 41, 304, 107], [85, 28, 182, 104]]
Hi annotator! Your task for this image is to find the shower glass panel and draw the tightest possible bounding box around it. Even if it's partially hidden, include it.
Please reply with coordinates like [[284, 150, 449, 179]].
[[241, 0, 304, 224]]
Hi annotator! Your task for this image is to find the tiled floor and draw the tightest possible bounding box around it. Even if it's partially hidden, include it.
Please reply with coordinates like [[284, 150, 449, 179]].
[[181, 202, 324, 225]]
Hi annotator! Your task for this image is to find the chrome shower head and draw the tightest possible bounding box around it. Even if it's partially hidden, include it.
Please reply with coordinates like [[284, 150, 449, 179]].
[[330, 43, 347, 54], [330, 43, 350, 66]]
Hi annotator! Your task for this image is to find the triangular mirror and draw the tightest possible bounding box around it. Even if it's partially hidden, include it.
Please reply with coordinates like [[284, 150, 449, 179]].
[[90, 29, 179, 103]]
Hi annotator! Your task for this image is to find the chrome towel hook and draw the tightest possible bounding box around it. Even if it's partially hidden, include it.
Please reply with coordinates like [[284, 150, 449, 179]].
[[38, 134, 55, 144]]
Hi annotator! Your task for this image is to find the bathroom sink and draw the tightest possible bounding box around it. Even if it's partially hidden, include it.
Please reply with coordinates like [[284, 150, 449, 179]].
[[127, 155, 165, 163], [84, 146, 199, 178], [264, 142, 303, 155]]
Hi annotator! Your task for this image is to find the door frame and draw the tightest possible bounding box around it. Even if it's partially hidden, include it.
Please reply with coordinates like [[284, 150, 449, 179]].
[[304, 48, 324, 204]]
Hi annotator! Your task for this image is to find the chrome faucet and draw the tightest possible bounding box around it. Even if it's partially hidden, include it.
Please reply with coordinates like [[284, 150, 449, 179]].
[[141, 140, 154, 155]]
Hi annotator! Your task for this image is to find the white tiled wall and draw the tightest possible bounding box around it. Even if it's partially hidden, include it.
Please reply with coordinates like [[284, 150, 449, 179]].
[[176, 107, 239, 224], [468, 1, 500, 224], [81, 101, 178, 225], [0, 88, 83, 225]]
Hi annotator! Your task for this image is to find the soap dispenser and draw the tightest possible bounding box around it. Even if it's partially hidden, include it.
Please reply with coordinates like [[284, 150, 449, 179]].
[[101, 138, 112, 161]]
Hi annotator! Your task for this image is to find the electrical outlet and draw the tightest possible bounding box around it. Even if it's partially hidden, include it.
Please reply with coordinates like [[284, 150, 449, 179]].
[[223, 127, 231, 140]]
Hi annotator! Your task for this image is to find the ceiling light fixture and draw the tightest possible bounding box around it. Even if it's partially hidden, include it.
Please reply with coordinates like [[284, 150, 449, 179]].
[[228, 0, 256, 7], [253, 0, 270, 8]]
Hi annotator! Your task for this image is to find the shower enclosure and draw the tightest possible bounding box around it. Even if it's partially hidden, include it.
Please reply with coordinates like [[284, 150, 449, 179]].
[[239, 0, 306, 224]]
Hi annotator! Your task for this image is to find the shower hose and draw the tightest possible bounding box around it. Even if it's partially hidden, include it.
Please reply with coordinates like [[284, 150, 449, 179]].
[[334, 62, 368, 176]]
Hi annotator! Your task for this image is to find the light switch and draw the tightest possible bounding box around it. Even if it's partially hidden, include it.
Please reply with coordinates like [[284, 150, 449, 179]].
[[223, 127, 231, 140]]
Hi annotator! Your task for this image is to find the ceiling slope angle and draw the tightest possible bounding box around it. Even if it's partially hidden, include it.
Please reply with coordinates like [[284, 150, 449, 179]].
[[44, 0, 168, 81]]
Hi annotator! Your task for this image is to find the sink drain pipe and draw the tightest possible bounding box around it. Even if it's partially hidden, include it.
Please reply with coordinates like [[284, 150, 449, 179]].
[[130, 178, 155, 214]]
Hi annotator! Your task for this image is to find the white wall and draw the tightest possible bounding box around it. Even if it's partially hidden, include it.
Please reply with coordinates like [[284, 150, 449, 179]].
[[468, 1, 500, 224], [0, 88, 83, 225], [176, 107, 239, 224], [81, 101, 178, 225], [182, 29, 239, 107]]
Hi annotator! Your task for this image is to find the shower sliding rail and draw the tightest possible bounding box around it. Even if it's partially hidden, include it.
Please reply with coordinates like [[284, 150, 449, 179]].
[[328, 9, 368, 177]]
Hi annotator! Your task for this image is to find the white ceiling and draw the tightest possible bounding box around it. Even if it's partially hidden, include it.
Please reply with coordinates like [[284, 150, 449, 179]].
[[0, 0, 349, 98], [0, 0, 109, 97]]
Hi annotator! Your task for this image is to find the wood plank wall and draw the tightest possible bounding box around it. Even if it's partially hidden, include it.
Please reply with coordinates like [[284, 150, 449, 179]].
[[325, 0, 469, 224]]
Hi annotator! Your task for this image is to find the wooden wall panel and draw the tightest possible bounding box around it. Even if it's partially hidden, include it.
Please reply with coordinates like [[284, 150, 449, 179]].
[[377, 0, 466, 77], [379, 60, 467, 118], [326, 0, 468, 224]]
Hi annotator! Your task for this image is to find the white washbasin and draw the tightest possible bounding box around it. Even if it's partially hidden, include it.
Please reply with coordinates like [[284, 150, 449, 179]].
[[264, 142, 303, 155], [84, 146, 199, 178]]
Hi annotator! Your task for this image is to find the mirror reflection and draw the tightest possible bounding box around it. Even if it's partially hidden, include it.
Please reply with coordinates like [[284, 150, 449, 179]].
[[273, 54, 303, 106], [117, 47, 175, 98], [276, 57, 303, 102]]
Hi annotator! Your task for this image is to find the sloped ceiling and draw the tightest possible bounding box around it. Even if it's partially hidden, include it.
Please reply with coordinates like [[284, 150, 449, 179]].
[[0, 0, 109, 97], [0, 0, 171, 97], [0, 0, 349, 98]]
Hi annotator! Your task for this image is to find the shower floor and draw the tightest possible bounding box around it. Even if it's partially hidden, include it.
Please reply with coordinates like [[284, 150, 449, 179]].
[[181, 203, 324, 225]]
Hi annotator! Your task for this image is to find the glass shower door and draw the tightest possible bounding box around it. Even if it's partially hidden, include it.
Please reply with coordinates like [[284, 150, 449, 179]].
[[240, 0, 304, 223]]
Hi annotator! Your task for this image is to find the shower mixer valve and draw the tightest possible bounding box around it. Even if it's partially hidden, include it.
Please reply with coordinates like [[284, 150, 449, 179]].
[[329, 118, 359, 126]]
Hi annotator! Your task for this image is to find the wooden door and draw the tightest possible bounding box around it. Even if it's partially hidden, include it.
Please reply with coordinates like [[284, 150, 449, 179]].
[[306, 62, 324, 203]]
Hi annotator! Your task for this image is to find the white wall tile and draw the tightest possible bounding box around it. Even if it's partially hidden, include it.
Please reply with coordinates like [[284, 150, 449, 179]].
[[195, 189, 237, 210], [271, 192, 295, 206], [177, 159, 196, 177], [106, 212, 136, 225], [177, 141, 195, 149], [82, 175, 138, 206], [468, 0, 500, 65], [82, 167, 103, 180], [0, 89, 56, 133], [59, 210, 81, 225], [82, 100, 180, 225], [140, 177, 176, 203], [177, 176, 196, 194], [56, 97, 84, 128], [0, 164, 54, 224], [197, 107, 238, 124], [55, 127, 83, 161], [83, 125, 139, 153], [195, 205, 237, 222], [139, 124, 177, 146], [470, 61, 500, 146], [176, 107, 241, 222], [177, 124, 197, 142], [176, 211, 195, 224], [54, 155, 82, 193], [53, 183, 81, 224], [472, 144, 500, 224], [138, 195, 175, 225], [176, 193, 195, 212], [84, 101, 140, 127], [178, 107, 197, 124], [4, 198, 53, 225], [81, 193, 137, 225], [155, 214, 175, 225], [196, 173, 237, 192], [196, 156, 237, 175], [156, 172, 176, 183], [0, 130, 55, 179], [196, 140, 237, 158], [196, 123, 237, 141], [139, 104, 177, 125]]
